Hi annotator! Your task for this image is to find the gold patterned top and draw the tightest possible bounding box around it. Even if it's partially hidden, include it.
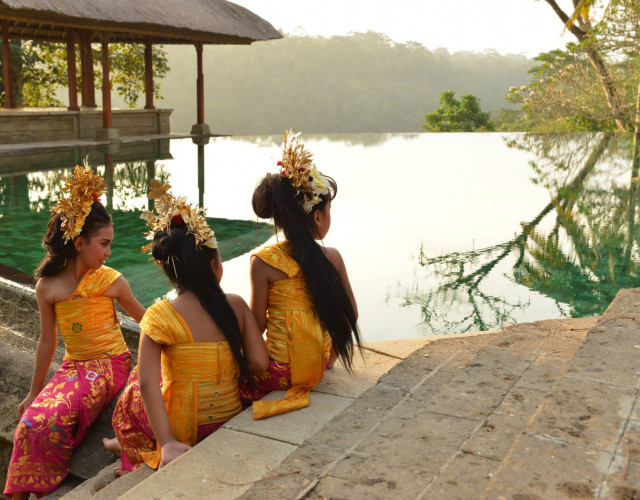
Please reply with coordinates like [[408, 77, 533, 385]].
[[251, 242, 331, 420], [54, 266, 128, 361], [139, 299, 242, 468]]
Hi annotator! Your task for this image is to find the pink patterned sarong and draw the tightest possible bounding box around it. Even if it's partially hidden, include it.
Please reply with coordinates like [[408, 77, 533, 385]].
[[239, 358, 293, 403], [4, 266, 131, 498], [112, 368, 225, 471], [3, 352, 131, 498]]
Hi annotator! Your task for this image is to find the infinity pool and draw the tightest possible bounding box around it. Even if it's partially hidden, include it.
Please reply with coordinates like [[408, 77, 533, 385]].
[[1, 132, 637, 341]]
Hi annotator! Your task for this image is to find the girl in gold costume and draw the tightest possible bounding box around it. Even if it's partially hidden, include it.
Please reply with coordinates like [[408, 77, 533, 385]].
[[109, 181, 268, 472], [4, 165, 145, 499], [241, 130, 361, 419]]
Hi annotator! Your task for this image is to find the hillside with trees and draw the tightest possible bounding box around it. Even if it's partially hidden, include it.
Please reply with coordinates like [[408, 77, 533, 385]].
[[159, 32, 533, 134]]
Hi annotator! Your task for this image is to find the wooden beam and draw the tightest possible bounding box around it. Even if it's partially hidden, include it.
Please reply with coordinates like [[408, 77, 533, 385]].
[[101, 33, 111, 128], [66, 29, 79, 110], [2, 20, 15, 108], [144, 35, 154, 109], [195, 42, 204, 124]]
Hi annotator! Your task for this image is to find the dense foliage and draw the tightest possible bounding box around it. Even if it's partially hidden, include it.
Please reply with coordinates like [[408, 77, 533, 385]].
[[422, 90, 494, 132], [0, 40, 169, 108], [160, 31, 532, 134], [503, 0, 640, 132]]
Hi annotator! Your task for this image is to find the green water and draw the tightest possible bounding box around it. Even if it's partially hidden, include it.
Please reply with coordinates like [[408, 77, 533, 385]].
[[1, 133, 639, 339], [0, 143, 273, 307]]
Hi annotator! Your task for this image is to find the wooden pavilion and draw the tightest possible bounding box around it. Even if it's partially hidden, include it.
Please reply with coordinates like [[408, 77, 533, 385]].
[[0, 0, 281, 143]]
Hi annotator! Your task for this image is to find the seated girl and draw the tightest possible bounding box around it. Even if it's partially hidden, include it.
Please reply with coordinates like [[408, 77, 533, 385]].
[[108, 181, 268, 472], [4, 165, 145, 499], [241, 130, 362, 419]]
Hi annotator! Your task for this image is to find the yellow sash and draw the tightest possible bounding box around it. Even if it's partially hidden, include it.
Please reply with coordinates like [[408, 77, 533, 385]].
[[54, 266, 128, 361], [252, 242, 330, 420], [140, 300, 241, 468]]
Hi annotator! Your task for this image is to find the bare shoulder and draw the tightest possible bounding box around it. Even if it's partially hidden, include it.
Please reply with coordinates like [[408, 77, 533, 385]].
[[35, 276, 56, 304], [323, 246, 345, 271], [225, 293, 250, 312]]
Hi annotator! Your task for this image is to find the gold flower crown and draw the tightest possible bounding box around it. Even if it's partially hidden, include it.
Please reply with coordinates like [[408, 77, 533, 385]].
[[279, 129, 331, 213], [52, 162, 106, 242], [140, 180, 217, 263]]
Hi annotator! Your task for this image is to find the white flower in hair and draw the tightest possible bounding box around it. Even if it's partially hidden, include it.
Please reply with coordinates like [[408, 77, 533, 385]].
[[309, 165, 330, 197]]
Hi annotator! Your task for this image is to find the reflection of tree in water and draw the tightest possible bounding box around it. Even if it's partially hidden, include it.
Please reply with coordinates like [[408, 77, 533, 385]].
[[400, 132, 640, 334], [109, 161, 170, 211], [0, 161, 170, 214]]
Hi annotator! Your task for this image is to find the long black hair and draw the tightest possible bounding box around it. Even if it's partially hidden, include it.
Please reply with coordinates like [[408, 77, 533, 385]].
[[35, 202, 112, 279], [151, 222, 254, 388], [252, 173, 361, 371]]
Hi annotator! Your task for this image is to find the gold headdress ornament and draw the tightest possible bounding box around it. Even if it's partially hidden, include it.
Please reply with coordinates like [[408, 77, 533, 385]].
[[52, 162, 106, 242], [140, 179, 218, 264], [279, 129, 331, 213]]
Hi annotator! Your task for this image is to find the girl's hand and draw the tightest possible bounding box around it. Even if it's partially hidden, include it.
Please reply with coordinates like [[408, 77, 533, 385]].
[[159, 440, 191, 468], [17, 393, 37, 418]]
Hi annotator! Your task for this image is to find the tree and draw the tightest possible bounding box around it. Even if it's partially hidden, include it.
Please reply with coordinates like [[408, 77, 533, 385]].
[[0, 40, 169, 108], [421, 90, 495, 132]]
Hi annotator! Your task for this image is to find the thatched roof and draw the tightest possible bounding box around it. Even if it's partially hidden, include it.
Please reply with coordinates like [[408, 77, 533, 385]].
[[0, 0, 282, 44]]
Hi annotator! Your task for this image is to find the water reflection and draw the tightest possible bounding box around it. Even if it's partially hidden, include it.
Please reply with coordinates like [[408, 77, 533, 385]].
[[401, 132, 640, 333], [0, 139, 272, 306]]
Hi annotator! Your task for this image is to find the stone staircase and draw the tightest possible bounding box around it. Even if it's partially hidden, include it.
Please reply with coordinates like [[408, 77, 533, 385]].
[[5, 287, 640, 499], [237, 292, 640, 498]]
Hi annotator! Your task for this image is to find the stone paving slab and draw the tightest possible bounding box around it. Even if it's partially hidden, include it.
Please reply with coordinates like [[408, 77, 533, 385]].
[[121, 428, 296, 499], [485, 433, 610, 499], [414, 348, 533, 420], [225, 391, 354, 446], [423, 451, 499, 500], [527, 377, 636, 453]]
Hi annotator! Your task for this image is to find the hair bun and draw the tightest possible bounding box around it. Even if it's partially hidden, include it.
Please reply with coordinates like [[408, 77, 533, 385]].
[[252, 174, 277, 219]]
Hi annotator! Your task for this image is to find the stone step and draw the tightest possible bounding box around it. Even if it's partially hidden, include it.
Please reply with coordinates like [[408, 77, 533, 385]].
[[57, 339, 427, 499], [482, 289, 640, 500], [240, 317, 595, 499]]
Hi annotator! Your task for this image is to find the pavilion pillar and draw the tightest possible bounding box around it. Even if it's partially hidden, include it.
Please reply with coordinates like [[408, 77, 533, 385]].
[[144, 36, 155, 110], [2, 21, 15, 108], [97, 33, 118, 142], [80, 31, 96, 108], [66, 30, 79, 111], [190, 42, 210, 135]]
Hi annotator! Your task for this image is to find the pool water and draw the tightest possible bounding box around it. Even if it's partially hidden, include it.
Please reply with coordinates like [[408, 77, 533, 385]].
[[0, 132, 638, 341]]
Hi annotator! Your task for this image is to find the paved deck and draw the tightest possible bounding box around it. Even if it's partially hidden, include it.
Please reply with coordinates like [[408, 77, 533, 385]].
[[5, 288, 639, 499]]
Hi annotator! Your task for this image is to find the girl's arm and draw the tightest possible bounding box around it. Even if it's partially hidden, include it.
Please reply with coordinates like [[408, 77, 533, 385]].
[[249, 257, 270, 332], [325, 247, 359, 320], [18, 281, 58, 417], [137, 334, 190, 467], [110, 276, 146, 323], [227, 294, 269, 372]]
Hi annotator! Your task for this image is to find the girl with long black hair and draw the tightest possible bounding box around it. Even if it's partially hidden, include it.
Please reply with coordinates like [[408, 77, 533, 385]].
[[107, 181, 268, 471], [241, 130, 361, 420]]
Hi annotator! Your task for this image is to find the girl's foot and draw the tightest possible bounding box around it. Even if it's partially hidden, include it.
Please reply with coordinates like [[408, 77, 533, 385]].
[[114, 467, 130, 476], [102, 437, 122, 457]]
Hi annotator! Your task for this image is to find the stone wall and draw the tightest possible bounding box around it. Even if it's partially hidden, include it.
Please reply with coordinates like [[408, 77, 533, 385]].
[[0, 108, 172, 144]]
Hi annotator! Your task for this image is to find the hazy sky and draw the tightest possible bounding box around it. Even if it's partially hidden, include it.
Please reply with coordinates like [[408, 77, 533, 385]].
[[233, 0, 573, 57]]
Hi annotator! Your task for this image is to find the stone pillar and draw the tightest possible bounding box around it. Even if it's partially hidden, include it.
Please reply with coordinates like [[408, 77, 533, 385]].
[[2, 21, 15, 108], [190, 42, 210, 135], [66, 30, 79, 111]]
